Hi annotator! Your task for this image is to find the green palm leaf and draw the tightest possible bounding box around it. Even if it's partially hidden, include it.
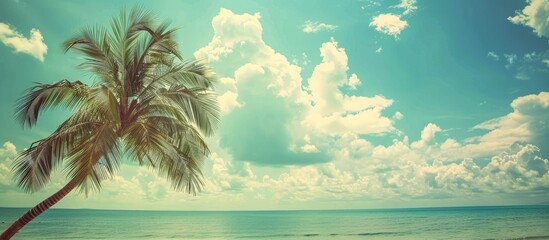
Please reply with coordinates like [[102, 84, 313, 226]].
[[15, 80, 90, 128]]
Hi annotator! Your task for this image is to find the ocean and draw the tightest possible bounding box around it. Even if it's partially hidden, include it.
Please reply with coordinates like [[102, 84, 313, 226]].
[[1, 205, 548, 239]]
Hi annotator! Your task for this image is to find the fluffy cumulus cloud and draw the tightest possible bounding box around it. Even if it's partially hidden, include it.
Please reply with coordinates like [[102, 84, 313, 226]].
[[471, 92, 549, 157], [192, 8, 549, 203], [195, 9, 398, 165], [368, 0, 417, 37], [0, 142, 17, 186], [302, 39, 395, 136], [194, 9, 263, 63], [216, 77, 243, 114], [369, 14, 408, 37], [301, 40, 395, 136], [378, 143, 549, 198], [508, 0, 549, 38], [162, 91, 549, 203], [190, 8, 549, 205], [201, 121, 549, 203], [0, 22, 47, 61], [302, 21, 338, 33]]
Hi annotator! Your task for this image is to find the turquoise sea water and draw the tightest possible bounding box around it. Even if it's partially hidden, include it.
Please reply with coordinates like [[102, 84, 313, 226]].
[[1, 205, 548, 239]]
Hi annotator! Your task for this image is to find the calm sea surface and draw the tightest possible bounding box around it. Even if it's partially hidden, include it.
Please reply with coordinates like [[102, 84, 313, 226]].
[[1, 205, 548, 239]]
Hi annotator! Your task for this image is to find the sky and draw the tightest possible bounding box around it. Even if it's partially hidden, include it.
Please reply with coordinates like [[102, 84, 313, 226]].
[[0, 0, 548, 211]]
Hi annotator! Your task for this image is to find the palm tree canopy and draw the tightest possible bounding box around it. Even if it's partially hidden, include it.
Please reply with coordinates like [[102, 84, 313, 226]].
[[13, 7, 219, 196]]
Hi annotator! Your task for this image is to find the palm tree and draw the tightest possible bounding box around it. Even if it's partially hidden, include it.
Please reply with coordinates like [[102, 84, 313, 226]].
[[1, 7, 219, 239]]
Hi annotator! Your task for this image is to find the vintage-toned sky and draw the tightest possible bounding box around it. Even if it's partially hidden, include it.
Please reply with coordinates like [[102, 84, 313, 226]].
[[0, 0, 548, 210]]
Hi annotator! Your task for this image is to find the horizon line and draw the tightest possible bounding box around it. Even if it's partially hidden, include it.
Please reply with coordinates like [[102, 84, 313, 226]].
[[1, 203, 547, 213]]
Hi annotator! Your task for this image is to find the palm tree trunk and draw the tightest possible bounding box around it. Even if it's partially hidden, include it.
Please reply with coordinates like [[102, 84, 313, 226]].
[[0, 178, 80, 240]]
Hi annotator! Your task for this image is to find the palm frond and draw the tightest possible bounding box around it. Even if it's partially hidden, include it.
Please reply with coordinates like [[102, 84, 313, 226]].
[[86, 86, 121, 125], [142, 115, 209, 154], [63, 26, 122, 92], [110, 6, 154, 71], [65, 123, 121, 195], [176, 59, 216, 89], [126, 19, 182, 97], [15, 80, 90, 128], [123, 121, 180, 166], [12, 119, 102, 192], [136, 21, 182, 60], [161, 87, 220, 136], [162, 148, 205, 194], [123, 120, 205, 194], [137, 58, 216, 100]]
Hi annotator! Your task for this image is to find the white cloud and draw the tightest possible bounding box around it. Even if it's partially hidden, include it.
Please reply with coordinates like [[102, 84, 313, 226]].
[[367, 92, 549, 168], [196, 9, 398, 161], [392, 111, 404, 120], [508, 0, 549, 38], [288, 108, 548, 199], [206, 153, 256, 192], [302, 39, 396, 136], [411, 123, 442, 149], [470, 92, 549, 156], [189, 9, 549, 206], [301, 144, 320, 153], [205, 142, 549, 203], [375, 47, 383, 53], [216, 77, 244, 114], [504, 54, 518, 68], [487, 51, 500, 61], [489, 51, 548, 79], [302, 21, 338, 33], [348, 73, 361, 89], [0, 142, 17, 185], [218, 91, 243, 114], [0, 141, 16, 157], [369, 14, 408, 37], [0, 22, 47, 61], [523, 51, 537, 61], [292, 53, 310, 66], [299, 135, 320, 153], [194, 9, 263, 63], [394, 0, 417, 15]]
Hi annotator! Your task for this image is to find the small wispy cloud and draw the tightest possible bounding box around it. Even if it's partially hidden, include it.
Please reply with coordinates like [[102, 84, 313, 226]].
[[487, 51, 500, 61], [0, 22, 47, 61], [488, 51, 547, 80], [504, 54, 517, 68], [302, 21, 338, 33], [375, 47, 383, 53], [394, 0, 417, 15], [369, 14, 408, 37], [523, 51, 537, 61]]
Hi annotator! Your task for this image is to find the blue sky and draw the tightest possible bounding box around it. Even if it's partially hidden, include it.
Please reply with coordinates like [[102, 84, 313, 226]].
[[0, 0, 548, 210]]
